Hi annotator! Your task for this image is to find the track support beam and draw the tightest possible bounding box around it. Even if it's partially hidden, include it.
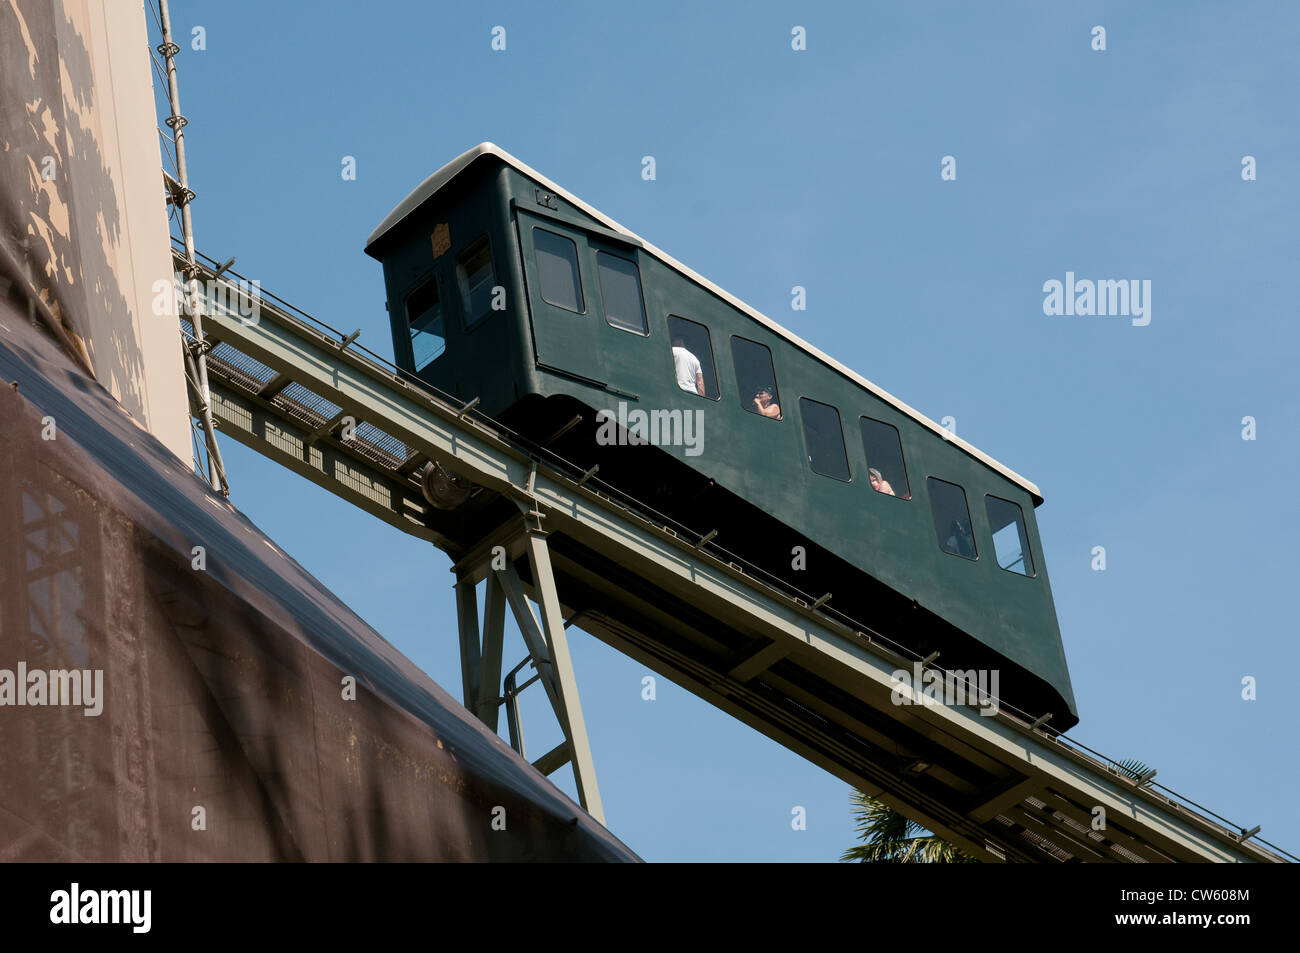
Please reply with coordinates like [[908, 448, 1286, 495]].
[[453, 525, 605, 825]]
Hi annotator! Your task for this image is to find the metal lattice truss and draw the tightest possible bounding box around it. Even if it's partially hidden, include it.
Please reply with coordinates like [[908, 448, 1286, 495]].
[[177, 250, 1287, 864]]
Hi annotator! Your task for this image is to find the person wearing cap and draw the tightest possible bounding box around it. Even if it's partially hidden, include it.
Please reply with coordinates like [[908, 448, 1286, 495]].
[[752, 387, 781, 419]]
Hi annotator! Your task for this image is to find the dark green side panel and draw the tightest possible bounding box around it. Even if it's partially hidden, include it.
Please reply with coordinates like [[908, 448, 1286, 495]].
[[368, 154, 1078, 727]]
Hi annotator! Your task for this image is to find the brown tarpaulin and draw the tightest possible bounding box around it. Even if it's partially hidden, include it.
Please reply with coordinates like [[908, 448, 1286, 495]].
[[0, 279, 639, 862]]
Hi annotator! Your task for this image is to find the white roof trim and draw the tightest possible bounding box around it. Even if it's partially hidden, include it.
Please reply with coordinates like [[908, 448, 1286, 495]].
[[366, 143, 1042, 502]]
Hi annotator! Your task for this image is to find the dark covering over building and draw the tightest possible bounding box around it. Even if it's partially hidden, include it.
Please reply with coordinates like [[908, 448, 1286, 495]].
[[0, 0, 636, 863], [0, 294, 638, 862]]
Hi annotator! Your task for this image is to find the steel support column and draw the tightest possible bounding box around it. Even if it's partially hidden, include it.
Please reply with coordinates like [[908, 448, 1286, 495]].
[[476, 572, 507, 731], [520, 527, 603, 824], [452, 532, 604, 825], [454, 575, 481, 713]]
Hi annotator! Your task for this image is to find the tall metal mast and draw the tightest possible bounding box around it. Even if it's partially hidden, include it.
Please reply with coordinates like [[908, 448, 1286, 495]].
[[156, 0, 228, 495]]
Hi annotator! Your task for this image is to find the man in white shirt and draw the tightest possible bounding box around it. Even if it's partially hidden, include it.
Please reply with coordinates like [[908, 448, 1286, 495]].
[[672, 335, 705, 396]]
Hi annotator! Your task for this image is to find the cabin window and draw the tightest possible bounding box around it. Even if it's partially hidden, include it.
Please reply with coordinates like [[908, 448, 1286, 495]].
[[405, 277, 444, 371], [597, 252, 648, 335], [667, 315, 718, 399], [799, 398, 850, 481], [457, 236, 496, 328], [928, 477, 977, 560], [986, 495, 1035, 576], [731, 336, 782, 420], [859, 416, 910, 500], [533, 227, 585, 313]]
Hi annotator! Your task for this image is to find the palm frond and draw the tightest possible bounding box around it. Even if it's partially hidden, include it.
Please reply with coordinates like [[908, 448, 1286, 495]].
[[1116, 758, 1154, 785], [841, 790, 979, 863]]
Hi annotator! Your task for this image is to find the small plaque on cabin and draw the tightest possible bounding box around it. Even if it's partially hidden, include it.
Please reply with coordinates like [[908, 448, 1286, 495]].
[[431, 223, 451, 258]]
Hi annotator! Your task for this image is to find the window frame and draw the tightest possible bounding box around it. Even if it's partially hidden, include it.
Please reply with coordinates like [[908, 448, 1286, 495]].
[[532, 225, 586, 315], [858, 415, 911, 501], [984, 494, 1037, 578], [404, 274, 446, 372], [927, 476, 978, 561], [798, 396, 852, 483], [666, 314, 720, 402], [730, 334, 784, 422], [456, 234, 497, 332], [595, 250, 649, 336]]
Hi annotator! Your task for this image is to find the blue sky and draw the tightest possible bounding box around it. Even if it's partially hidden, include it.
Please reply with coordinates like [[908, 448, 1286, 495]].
[[153, 0, 1300, 860]]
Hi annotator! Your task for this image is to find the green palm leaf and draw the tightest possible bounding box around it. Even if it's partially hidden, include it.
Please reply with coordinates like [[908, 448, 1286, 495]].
[[1116, 757, 1154, 786], [840, 790, 978, 863]]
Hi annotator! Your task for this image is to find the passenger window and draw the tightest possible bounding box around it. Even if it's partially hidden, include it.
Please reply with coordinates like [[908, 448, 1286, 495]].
[[596, 252, 647, 334], [533, 227, 584, 313], [928, 477, 977, 559], [731, 336, 782, 420], [799, 398, 850, 481], [859, 417, 910, 500], [405, 277, 444, 371], [986, 495, 1035, 576], [667, 315, 718, 399], [457, 236, 496, 328]]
